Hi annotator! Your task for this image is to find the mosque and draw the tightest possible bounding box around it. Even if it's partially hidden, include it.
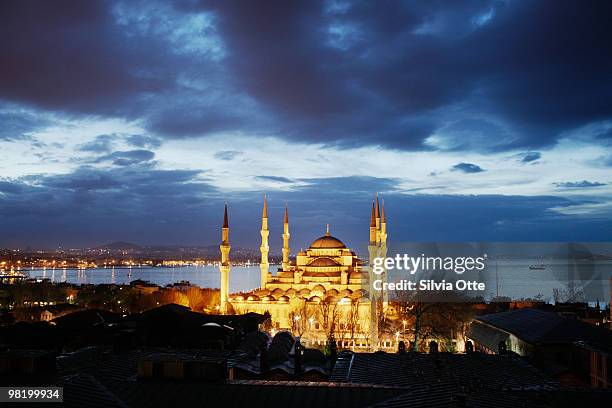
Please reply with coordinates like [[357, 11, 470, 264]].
[[218, 196, 389, 350]]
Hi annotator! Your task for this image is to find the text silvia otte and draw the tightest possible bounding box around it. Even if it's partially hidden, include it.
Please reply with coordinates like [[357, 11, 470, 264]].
[[372, 279, 486, 292]]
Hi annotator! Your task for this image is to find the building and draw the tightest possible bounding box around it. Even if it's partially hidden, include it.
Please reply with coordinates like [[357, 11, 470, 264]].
[[219, 196, 389, 350], [40, 303, 80, 322], [467, 308, 612, 387]]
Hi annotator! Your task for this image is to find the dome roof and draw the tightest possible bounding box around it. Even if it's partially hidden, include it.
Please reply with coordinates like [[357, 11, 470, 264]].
[[308, 257, 340, 267], [309, 234, 346, 249], [339, 289, 353, 297], [311, 284, 326, 294]]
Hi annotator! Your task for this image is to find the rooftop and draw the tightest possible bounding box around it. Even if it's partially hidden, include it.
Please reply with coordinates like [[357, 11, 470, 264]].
[[471, 308, 612, 348]]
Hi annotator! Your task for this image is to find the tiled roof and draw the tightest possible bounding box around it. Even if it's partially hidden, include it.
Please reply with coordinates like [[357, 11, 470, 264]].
[[369, 388, 550, 408], [104, 378, 403, 408], [331, 351, 561, 407], [331, 351, 557, 391], [58, 374, 128, 408], [49, 347, 402, 408]]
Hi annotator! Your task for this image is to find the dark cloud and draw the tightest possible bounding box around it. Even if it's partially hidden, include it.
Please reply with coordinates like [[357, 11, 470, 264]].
[[77, 134, 162, 154], [146, 102, 248, 138], [518, 152, 542, 163], [175, 0, 612, 150], [183, 188, 612, 251], [1, 1, 612, 150], [77, 134, 117, 153], [94, 150, 155, 166], [0, 110, 49, 141], [1, 1, 612, 247], [0, 166, 215, 247], [451, 163, 485, 173], [255, 176, 293, 183], [378, 194, 610, 243], [1, 171, 611, 247], [295, 176, 399, 196], [0, 0, 179, 115], [125, 134, 162, 149], [0, 180, 24, 194], [554, 180, 606, 188], [214, 150, 243, 160], [36, 171, 121, 191]]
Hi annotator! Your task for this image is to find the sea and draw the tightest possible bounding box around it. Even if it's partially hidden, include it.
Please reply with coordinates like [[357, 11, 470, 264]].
[[21, 258, 612, 304]]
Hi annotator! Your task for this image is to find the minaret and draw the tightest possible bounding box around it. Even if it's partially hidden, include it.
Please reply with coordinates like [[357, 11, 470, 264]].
[[260, 196, 270, 288], [282, 203, 290, 271], [375, 193, 381, 244], [369, 200, 377, 245], [380, 199, 387, 245], [219, 203, 231, 313], [368, 198, 380, 351], [380, 198, 389, 305]]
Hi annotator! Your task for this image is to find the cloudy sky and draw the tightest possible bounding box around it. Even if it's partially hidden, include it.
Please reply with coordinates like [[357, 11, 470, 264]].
[[1, 0, 611, 251]]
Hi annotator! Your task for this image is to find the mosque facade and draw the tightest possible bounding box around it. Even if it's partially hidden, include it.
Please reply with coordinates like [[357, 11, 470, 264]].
[[219, 196, 389, 350]]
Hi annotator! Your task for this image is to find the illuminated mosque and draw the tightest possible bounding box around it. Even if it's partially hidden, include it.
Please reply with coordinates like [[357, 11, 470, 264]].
[[218, 196, 389, 350]]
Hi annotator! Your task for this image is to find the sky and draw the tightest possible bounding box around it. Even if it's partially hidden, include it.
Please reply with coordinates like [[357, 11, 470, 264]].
[[0, 0, 611, 251]]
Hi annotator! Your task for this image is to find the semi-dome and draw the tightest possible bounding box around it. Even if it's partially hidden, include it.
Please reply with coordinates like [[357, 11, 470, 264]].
[[326, 288, 339, 296], [311, 284, 326, 295], [309, 234, 346, 249], [339, 289, 353, 297], [308, 257, 340, 267]]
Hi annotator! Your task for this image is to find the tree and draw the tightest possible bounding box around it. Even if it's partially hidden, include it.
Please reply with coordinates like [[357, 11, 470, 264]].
[[393, 290, 475, 352], [344, 300, 361, 347], [317, 298, 339, 340], [289, 302, 310, 337], [261, 311, 273, 332], [160, 289, 189, 307], [184, 287, 207, 311]]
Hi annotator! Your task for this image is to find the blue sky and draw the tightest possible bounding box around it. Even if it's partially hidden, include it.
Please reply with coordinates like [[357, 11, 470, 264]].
[[0, 0, 611, 250]]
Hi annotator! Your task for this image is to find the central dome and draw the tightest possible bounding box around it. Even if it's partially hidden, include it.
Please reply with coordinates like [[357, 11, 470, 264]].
[[309, 235, 346, 249]]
